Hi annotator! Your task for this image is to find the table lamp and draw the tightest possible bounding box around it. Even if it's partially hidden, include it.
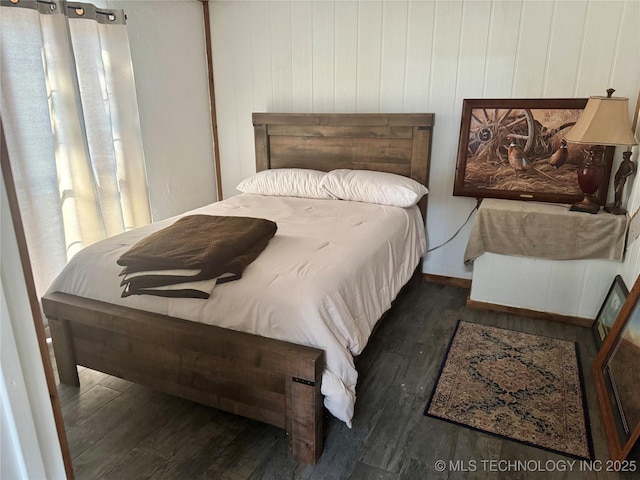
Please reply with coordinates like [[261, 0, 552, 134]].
[[564, 89, 638, 214]]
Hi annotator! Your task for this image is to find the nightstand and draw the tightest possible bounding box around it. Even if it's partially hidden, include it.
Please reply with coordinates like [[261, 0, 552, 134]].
[[465, 199, 628, 324]]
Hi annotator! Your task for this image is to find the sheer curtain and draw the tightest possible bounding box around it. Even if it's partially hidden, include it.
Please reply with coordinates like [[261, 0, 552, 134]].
[[0, 0, 151, 298]]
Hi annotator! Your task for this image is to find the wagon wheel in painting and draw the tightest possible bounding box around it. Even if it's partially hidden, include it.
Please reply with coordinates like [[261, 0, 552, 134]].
[[540, 122, 577, 142], [467, 108, 535, 162]]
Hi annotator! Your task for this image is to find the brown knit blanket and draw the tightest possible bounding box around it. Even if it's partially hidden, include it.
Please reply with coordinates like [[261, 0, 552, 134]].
[[117, 215, 277, 297]]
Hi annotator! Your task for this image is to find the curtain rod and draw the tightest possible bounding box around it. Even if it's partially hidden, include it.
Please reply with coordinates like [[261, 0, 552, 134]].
[[4, 0, 125, 23], [67, 3, 124, 23]]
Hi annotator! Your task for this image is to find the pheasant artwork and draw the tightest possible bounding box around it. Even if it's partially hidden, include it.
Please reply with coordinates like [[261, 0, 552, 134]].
[[549, 138, 569, 169], [507, 137, 526, 173], [507, 137, 558, 182]]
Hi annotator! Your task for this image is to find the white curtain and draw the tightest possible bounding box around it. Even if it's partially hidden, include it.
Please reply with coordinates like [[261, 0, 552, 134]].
[[0, 0, 151, 298]]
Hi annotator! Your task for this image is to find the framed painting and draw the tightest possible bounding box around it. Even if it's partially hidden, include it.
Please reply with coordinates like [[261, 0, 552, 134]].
[[593, 274, 640, 462], [453, 98, 614, 204], [593, 275, 629, 350]]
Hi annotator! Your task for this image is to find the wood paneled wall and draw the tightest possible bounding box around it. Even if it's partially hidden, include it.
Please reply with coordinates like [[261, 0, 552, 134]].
[[210, 0, 640, 281]]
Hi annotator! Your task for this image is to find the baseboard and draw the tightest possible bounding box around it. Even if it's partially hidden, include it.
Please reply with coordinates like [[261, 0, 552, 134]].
[[466, 297, 593, 328], [422, 273, 472, 289]]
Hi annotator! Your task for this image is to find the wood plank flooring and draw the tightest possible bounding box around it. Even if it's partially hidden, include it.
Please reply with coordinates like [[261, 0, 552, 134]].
[[51, 281, 635, 479]]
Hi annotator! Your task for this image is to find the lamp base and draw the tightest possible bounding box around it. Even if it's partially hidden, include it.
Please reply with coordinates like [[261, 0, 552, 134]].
[[570, 195, 601, 214], [604, 205, 627, 215]]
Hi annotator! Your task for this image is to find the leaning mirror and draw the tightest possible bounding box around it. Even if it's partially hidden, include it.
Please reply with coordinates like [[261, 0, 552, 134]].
[[593, 274, 640, 462]]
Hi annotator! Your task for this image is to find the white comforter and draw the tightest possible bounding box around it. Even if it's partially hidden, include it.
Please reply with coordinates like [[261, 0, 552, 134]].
[[47, 194, 426, 426]]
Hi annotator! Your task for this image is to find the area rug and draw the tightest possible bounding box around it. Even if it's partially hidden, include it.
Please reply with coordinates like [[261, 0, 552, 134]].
[[424, 321, 593, 460]]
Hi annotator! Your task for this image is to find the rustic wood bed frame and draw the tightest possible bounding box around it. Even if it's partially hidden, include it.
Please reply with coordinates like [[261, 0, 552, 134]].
[[42, 112, 434, 465]]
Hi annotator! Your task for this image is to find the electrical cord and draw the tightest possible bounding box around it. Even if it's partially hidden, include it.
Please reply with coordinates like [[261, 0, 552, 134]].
[[426, 199, 480, 253]]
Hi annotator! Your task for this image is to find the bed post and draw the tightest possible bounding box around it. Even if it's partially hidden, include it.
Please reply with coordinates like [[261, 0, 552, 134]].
[[285, 354, 324, 464], [253, 122, 269, 172], [411, 122, 433, 222], [47, 316, 80, 387]]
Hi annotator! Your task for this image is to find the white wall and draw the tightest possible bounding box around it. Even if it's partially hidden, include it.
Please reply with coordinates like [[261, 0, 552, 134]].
[[470, 254, 622, 319], [209, 0, 640, 280], [104, 0, 217, 221]]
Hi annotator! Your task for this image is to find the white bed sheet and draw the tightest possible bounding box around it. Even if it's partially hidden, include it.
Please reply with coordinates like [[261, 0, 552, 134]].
[[47, 194, 426, 426]]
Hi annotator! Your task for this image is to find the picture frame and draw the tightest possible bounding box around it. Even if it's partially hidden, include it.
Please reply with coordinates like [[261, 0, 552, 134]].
[[453, 98, 614, 204], [593, 274, 640, 462], [593, 275, 629, 350]]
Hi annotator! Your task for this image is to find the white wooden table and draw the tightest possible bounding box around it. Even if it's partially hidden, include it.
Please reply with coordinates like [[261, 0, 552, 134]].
[[466, 199, 628, 324]]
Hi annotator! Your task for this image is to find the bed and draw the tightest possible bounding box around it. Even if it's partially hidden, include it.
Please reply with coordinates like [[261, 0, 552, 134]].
[[42, 112, 434, 464]]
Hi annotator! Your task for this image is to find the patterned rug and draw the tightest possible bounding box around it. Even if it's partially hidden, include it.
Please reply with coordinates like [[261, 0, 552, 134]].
[[424, 321, 593, 459]]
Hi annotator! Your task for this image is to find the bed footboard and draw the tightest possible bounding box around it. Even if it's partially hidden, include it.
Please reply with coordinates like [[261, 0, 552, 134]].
[[42, 292, 324, 464]]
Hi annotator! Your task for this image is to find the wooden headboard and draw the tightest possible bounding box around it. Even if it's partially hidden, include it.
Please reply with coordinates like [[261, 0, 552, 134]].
[[252, 113, 434, 220]]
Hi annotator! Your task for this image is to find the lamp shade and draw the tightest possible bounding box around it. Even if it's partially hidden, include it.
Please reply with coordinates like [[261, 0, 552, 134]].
[[565, 95, 638, 146]]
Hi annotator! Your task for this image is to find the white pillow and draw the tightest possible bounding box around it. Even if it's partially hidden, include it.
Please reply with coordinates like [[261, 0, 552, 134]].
[[236, 168, 333, 199], [320, 169, 428, 207]]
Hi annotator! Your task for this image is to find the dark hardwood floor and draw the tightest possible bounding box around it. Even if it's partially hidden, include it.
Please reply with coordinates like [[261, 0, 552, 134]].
[[51, 281, 632, 479]]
